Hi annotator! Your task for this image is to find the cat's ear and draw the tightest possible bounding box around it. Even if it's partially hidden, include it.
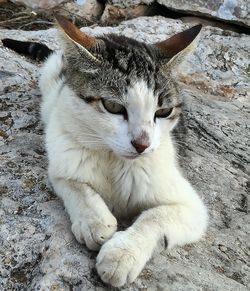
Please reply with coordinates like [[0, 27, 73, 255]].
[[55, 15, 101, 71], [154, 24, 202, 70]]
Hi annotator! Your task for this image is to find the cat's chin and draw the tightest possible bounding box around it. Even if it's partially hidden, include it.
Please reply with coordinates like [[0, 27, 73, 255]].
[[121, 155, 140, 160], [119, 153, 150, 160]]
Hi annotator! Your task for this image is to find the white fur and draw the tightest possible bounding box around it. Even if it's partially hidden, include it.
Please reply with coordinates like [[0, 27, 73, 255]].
[[40, 52, 208, 287]]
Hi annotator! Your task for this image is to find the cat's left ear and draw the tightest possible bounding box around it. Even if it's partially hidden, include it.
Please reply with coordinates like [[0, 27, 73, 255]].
[[55, 15, 102, 72], [154, 24, 202, 70]]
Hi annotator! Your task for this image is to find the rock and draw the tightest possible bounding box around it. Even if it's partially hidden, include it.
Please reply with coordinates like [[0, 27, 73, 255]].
[[10, 0, 65, 10], [110, 0, 154, 8], [157, 0, 250, 27], [109, 0, 250, 27], [179, 16, 243, 33], [0, 16, 249, 290], [63, 0, 103, 22], [101, 3, 149, 24]]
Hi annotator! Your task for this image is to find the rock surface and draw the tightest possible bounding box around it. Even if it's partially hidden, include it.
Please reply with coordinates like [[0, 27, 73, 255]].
[[63, 0, 103, 22], [109, 0, 250, 27], [11, 0, 65, 9], [0, 16, 249, 290], [101, 3, 149, 24]]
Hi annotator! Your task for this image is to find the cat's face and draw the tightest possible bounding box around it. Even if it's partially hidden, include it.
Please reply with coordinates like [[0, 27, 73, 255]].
[[69, 74, 181, 159], [99, 79, 181, 159], [56, 16, 201, 159]]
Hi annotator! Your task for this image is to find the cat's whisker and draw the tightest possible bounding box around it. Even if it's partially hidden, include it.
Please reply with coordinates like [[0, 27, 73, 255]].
[[79, 140, 104, 145], [161, 139, 187, 147], [81, 137, 103, 142], [84, 133, 103, 139], [106, 139, 132, 155]]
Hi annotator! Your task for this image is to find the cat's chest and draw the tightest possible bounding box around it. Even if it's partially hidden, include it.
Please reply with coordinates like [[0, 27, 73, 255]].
[[75, 150, 167, 217], [108, 160, 162, 217], [85, 157, 154, 201]]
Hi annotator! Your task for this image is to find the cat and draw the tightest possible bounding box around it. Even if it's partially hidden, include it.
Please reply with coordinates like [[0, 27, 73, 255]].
[[3, 15, 208, 287]]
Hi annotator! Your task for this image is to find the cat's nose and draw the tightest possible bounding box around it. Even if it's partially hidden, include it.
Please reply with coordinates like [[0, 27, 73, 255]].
[[131, 140, 149, 154]]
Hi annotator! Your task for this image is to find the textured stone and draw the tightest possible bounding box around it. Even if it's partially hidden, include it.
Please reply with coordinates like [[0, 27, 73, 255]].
[[157, 0, 250, 27], [110, 0, 250, 27], [10, 0, 65, 10], [63, 0, 103, 22], [0, 16, 249, 290], [101, 3, 148, 24]]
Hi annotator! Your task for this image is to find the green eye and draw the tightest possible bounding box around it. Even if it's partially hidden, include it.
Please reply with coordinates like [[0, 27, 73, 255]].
[[102, 99, 127, 118], [155, 108, 173, 119]]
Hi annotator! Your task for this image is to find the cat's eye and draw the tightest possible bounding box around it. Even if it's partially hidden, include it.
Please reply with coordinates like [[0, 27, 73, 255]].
[[155, 107, 173, 119], [102, 99, 127, 119]]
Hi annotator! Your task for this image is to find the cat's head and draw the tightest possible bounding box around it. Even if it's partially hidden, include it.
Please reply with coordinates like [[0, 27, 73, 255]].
[[56, 15, 201, 159]]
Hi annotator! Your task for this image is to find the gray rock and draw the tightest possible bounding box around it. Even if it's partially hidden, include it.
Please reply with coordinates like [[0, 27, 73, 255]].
[[63, 0, 104, 22], [10, 0, 65, 9], [0, 16, 249, 290], [158, 0, 250, 27], [101, 3, 149, 24], [110, 0, 250, 27]]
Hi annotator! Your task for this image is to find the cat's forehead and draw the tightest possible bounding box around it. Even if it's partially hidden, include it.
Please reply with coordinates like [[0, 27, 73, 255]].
[[67, 34, 179, 105], [88, 35, 168, 97], [125, 79, 156, 106], [123, 78, 180, 110], [98, 34, 158, 82]]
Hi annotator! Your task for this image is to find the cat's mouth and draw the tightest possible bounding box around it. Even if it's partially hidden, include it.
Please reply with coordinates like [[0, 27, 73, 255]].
[[117, 149, 154, 160], [121, 152, 151, 160], [120, 147, 156, 160], [122, 155, 140, 160]]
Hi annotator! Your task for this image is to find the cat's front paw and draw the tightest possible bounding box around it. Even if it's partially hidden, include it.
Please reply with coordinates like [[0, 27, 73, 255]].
[[96, 231, 149, 287], [71, 214, 117, 251]]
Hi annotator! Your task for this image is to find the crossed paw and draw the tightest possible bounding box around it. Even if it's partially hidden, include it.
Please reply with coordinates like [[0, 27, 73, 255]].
[[71, 213, 117, 251], [72, 218, 148, 287], [96, 231, 148, 287]]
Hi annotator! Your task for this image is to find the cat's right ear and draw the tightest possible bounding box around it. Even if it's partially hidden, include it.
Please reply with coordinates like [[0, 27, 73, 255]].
[[154, 24, 202, 71], [55, 15, 101, 72]]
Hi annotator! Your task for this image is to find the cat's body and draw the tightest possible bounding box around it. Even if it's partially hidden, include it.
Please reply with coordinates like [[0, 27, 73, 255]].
[[38, 17, 208, 287]]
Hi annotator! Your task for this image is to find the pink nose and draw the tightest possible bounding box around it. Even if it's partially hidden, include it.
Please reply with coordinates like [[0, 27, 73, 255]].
[[131, 140, 149, 154]]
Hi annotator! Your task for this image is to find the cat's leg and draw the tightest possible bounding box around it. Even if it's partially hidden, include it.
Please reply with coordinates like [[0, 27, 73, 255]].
[[96, 176, 208, 287], [51, 178, 117, 251]]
